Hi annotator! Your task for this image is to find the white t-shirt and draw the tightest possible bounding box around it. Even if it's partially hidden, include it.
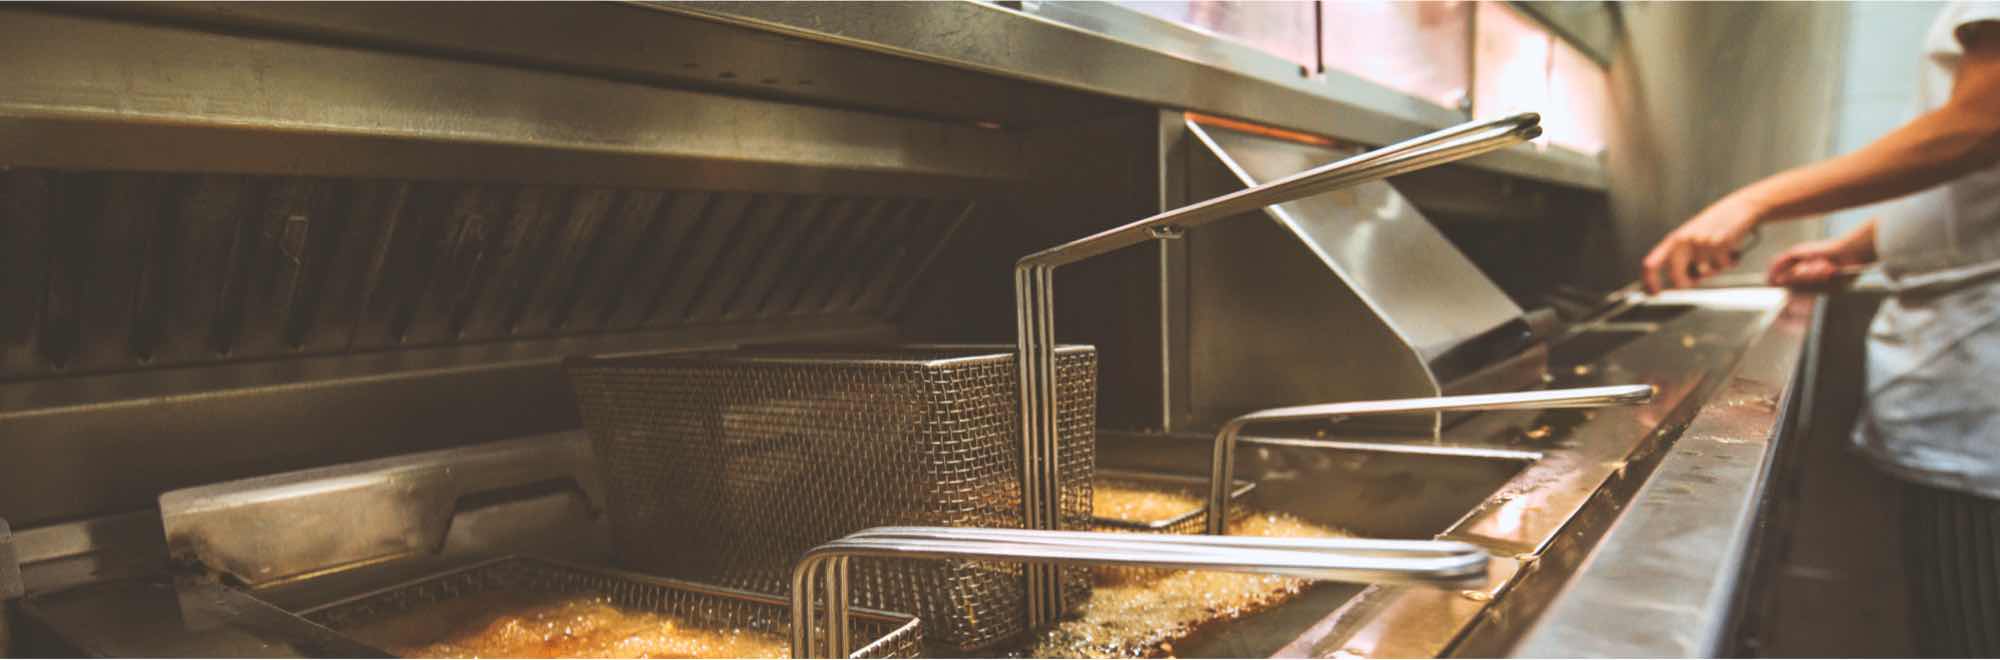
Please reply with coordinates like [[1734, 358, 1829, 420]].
[[1855, 1, 2000, 499], [1877, 1, 2000, 289]]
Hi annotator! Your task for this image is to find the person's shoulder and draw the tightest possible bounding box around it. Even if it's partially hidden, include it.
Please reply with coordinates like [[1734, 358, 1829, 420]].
[[1948, 2, 2000, 42]]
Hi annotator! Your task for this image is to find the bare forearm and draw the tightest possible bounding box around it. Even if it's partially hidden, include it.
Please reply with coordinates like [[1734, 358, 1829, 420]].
[[1836, 217, 1880, 262], [1730, 106, 2000, 224]]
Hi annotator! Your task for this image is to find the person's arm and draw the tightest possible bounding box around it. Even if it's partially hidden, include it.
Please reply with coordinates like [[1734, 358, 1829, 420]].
[[1766, 217, 1877, 287], [1643, 22, 2000, 292]]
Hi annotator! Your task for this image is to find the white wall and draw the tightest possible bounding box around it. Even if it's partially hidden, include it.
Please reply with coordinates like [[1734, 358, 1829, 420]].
[[1827, 2, 1944, 235], [1587, 2, 1848, 287]]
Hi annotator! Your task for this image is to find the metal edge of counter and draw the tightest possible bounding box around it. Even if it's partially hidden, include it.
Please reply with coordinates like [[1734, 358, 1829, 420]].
[[1508, 292, 1816, 657], [645, 0, 1609, 191]]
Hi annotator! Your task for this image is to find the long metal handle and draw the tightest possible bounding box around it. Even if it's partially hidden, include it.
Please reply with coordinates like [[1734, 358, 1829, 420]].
[[790, 526, 1489, 658], [846, 526, 1481, 559], [1206, 384, 1657, 534], [1013, 113, 1543, 624], [1018, 113, 1543, 268]]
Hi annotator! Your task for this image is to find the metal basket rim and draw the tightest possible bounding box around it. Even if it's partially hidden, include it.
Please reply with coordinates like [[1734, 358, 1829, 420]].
[[295, 555, 921, 627], [1090, 469, 1258, 531], [564, 343, 1095, 371]]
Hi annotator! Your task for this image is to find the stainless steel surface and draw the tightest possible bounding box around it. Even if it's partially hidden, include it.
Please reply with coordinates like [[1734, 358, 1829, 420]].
[[300, 556, 923, 660], [70, 1, 1132, 130], [10, 511, 168, 596], [21, 577, 391, 658], [1188, 120, 1526, 365], [0, 9, 1021, 196], [1205, 385, 1656, 535], [1013, 114, 1537, 621], [0, 314, 889, 530], [1, 519, 19, 600], [790, 527, 1489, 658], [1017, 113, 1541, 269], [1182, 118, 1554, 431], [159, 432, 603, 587], [566, 345, 1095, 652], [1511, 293, 1811, 657], [662, 1, 1605, 189]]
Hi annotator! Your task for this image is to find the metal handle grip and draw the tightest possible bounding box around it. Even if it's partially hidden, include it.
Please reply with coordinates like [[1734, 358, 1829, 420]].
[[1206, 384, 1657, 534], [790, 526, 1489, 657], [1018, 113, 1543, 268], [1012, 113, 1543, 622], [846, 526, 1482, 559]]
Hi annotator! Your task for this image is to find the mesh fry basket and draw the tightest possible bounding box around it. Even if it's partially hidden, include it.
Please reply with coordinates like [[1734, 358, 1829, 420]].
[[1090, 469, 1256, 535], [565, 345, 1097, 651], [302, 556, 923, 659]]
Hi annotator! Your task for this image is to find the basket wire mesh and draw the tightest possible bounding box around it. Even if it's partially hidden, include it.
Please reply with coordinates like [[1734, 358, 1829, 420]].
[[566, 345, 1096, 651], [301, 556, 924, 659]]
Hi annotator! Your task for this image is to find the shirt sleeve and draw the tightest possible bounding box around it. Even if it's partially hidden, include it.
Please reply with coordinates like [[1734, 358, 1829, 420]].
[[1951, 2, 2000, 50]]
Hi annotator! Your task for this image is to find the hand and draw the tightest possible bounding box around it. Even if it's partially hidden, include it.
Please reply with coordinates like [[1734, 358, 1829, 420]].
[[1643, 196, 1763, 292], [1766, 234, 1873, 288]]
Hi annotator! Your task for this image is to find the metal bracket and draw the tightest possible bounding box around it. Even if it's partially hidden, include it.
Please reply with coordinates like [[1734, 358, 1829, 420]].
[[1, 517, 21, 599]]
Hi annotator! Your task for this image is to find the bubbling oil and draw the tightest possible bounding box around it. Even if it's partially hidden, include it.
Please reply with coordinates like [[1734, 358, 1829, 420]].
[[1036, 488, 1351, 659], [1092, 482, 1207, 525], [344, 592, 790, 659]]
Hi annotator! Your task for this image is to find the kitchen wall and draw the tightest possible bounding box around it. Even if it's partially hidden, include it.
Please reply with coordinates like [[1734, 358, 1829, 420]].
[[1583, 1, 1848, 288], [1827, 2, 1945, 235]]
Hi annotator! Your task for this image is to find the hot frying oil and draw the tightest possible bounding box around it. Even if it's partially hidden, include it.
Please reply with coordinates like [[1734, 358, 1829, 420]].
[[1037, 486, 1351, 658], [343, 593, 790, 659]]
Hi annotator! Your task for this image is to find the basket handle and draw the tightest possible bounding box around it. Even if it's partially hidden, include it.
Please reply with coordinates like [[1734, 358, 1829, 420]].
[[1205, 384, 1656, 534], [1010, 113, 1543, 624], [790, 526, 1489, 658]]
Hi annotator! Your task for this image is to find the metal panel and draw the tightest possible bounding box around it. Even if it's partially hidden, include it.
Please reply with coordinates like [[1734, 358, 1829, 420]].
[[159, 432, 604, 586], [666, 1, 1605, 189], [1177, 119, 1544, 430], [1191, 121, 1527, 362], [0, 313, 894, 528], [0, 10, 1022, 198], [69, 1, 1129, 129]]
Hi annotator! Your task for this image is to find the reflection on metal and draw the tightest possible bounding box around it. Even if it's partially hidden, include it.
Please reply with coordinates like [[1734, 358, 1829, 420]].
[[1204, 384, 1656, 534], [1109, 1, 1320, 70], [159, 432, 602, 587], [1181, 118, 1550, 431], [1013, 114, 1538, 624], [1512, 296, 1809, 657], [662, 1, 1605, 189], [0, 10, 1021, 195], [21, 577, 391, 658]]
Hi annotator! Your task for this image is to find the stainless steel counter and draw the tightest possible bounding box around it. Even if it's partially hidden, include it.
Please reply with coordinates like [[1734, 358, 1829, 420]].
[[1512, 291, 1812, 657]]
